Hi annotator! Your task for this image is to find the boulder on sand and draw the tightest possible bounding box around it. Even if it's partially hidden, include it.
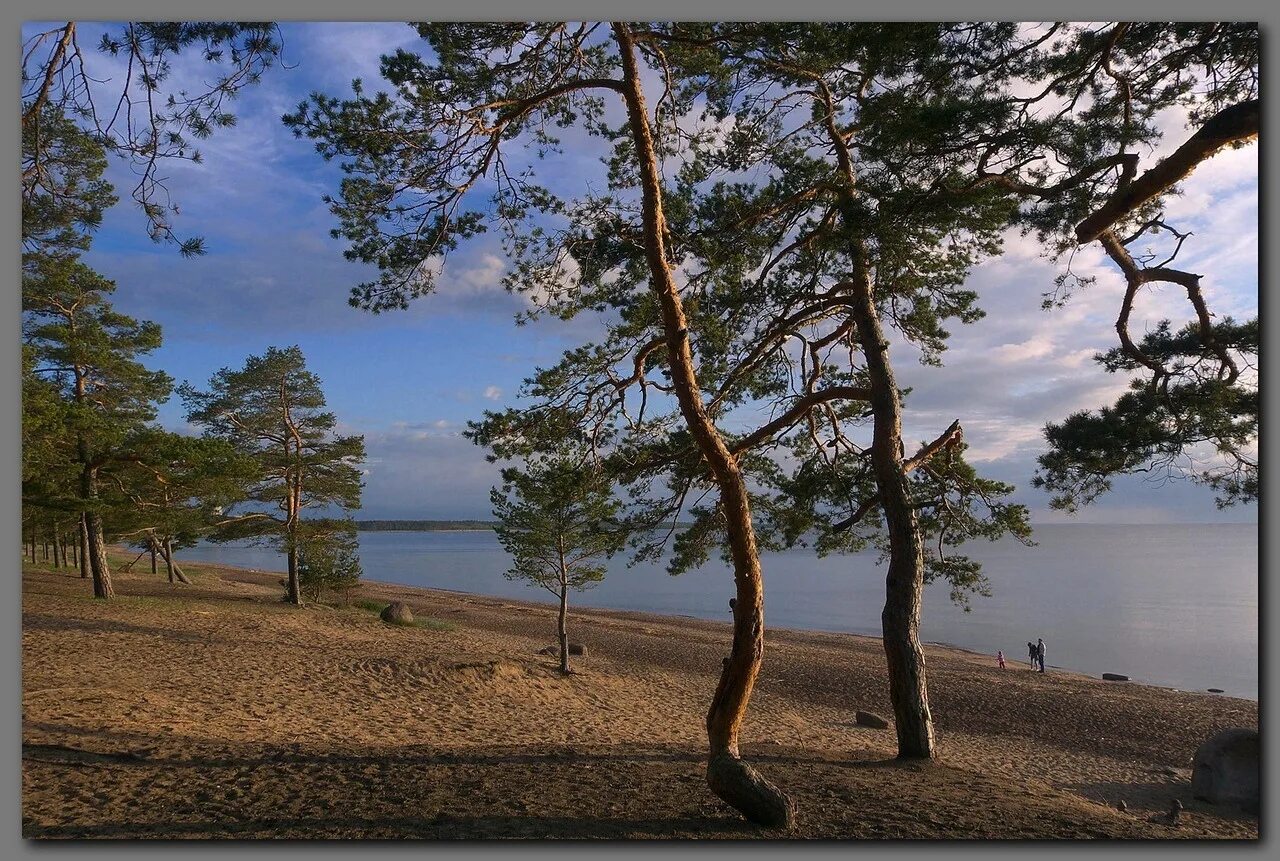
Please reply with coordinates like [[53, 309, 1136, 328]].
[[1101, 673, 1130, 681], [380, 601, 415, 626], [539, 644, 587, 656], [855, 710, 890, 729], [1191, 728, 1259, 813]]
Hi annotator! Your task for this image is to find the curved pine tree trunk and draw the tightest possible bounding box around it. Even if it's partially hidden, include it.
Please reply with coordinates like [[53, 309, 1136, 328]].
[[283, 427, 303, 606], [819, 78, 935, 760], [613, 23, 794, 828], [847, 256, 934, 759]]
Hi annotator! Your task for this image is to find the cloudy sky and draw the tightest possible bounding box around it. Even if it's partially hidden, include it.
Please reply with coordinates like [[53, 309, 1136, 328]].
[[58, 22, 1258, 523]]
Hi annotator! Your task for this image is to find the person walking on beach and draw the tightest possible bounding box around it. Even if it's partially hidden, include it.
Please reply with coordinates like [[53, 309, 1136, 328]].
[[1027, 641, 1037, 668], [997, 650, 1006, 670], [1036, 638, 1046, 673]]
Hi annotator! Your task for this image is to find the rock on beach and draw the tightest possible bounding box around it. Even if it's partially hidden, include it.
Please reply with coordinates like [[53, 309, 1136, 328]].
[[1192, 728, 1259, 813], [380, 601, 415, 625], [855, 710, 890, 729]]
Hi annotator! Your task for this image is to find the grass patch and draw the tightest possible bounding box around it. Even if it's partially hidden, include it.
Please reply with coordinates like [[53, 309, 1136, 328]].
[[351, 598, 387, 613], [415, 618, 455, 632]]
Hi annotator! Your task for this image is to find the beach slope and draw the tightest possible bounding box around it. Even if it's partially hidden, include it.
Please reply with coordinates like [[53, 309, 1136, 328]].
[[21, 560, 1259, 839]]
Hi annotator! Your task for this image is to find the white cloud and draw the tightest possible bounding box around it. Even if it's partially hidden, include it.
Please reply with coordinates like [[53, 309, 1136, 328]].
[[483, 386, 503, 401]]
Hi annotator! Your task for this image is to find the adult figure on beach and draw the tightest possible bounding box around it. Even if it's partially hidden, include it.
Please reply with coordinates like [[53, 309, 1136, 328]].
[[1028, 641, 1037, 668], [1037, 638, 1046, 673], [997, 650, 1006, 670]]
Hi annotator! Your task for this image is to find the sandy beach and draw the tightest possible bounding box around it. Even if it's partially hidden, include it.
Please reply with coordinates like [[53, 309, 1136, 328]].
[[21, 556, 1259, 839]]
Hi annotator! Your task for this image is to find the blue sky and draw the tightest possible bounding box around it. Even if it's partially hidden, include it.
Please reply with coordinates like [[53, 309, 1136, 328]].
[[55, 22, 1258, 523]]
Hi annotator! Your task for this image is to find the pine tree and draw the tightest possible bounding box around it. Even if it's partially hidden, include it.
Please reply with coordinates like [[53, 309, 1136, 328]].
[[490, 457, 624, 674], [23, 256, 172, 598], [22, 22, 281, 254], [21, 105, 116, 258], [285, 18, 1254, 820], [179, 346, 365, 605], [110, 429, 259, 583], [297, 518, 363, 604]]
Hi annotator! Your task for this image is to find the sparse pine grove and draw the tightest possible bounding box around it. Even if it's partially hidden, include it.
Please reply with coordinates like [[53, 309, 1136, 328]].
[[21, 21, 1257, 836]]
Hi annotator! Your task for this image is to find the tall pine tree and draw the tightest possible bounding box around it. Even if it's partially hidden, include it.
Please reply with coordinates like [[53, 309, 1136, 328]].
[[23, 256, 172, 598], [180, 346, 366, 605]]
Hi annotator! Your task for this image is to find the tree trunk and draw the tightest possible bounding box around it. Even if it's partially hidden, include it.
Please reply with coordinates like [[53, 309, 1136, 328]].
[[78, 514, 89, 578], [80, 465, 113, 600], [286, 540, 301, 605], [161, 536, 192, 585], [150, 538, 158, 577], [282, 422, 303, 606], [558, 572, 571, 676], [613, 22, 794, 829], [814, 75, 935, 760], [847, 254, 935, 760], [85, 511, 113, 599], [60, 525, 69, 567]]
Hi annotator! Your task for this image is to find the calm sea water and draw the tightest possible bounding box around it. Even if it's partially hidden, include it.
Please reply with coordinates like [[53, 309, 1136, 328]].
[[178, 523, 1259, 699]]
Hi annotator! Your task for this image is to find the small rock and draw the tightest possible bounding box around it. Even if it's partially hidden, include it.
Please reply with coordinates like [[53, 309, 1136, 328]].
[[1101, 672, 1130, 681], [380, 601, 414, 625], [1168, 798, 1183, 826], [855, 710, 890, 729], [568, 642, 588, 656], [1192, 727, 1259, 813], [1207, 688, 1224, 694], [537, 646, 557, 656], [1116, 800, 1127, 812]]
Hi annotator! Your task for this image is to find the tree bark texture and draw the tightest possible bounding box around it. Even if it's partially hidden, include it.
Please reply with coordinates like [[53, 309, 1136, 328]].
[[286, 542, 301, 605], [613, 22, 794, 829], [79, 464, 113, 599], [846, 257, 935, 760], [159, 536, 191, 585], [282, 394, 304, 606], [558, 583, 571, 675], [78, 514, 89, 578], [817, 76, 936, 760]]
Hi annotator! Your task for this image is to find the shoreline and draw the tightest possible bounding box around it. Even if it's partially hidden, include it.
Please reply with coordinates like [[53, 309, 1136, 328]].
[[22, 557, 1259, 838], [167, 551, 1257, 703]]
